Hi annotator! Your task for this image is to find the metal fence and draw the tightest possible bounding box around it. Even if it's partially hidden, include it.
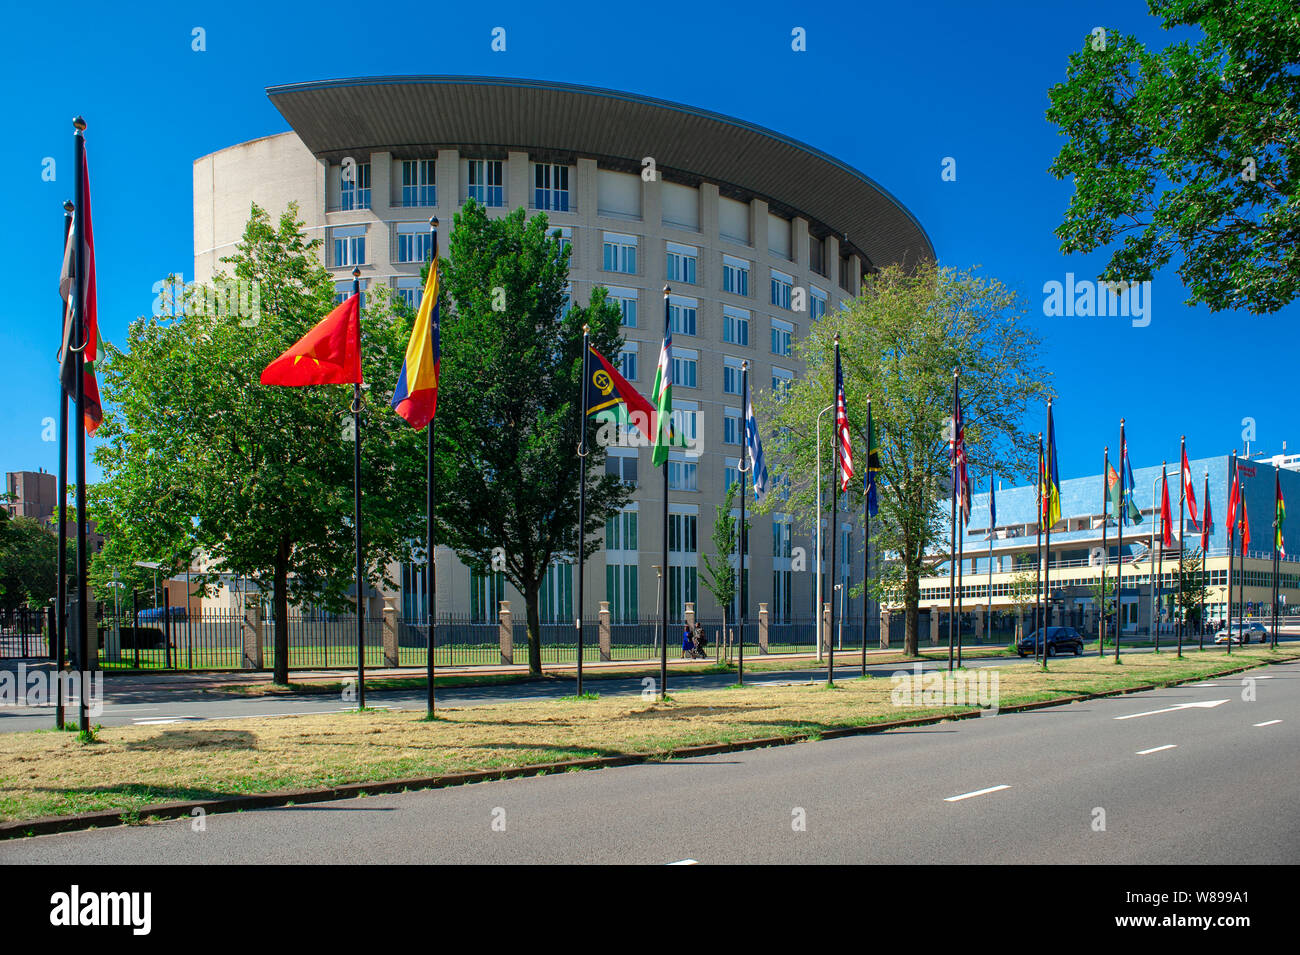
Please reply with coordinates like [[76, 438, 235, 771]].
[[0, 608, 51, 659]]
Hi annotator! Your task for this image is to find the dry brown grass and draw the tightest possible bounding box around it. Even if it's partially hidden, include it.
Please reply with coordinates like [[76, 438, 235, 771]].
[[1, 645, 1294, 825]]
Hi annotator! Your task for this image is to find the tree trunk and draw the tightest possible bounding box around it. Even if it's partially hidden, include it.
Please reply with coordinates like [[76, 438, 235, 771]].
[[903, 564, 920, 657], [525, 584, 542, 676], [272, 537, 290, 685]]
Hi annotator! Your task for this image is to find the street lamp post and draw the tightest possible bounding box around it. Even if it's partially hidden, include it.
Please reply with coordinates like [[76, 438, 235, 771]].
[[814, 402, 834, 662]]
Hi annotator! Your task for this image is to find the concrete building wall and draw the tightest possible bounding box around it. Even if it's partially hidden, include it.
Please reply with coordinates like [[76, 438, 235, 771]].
[[194, 131, 893, 625]]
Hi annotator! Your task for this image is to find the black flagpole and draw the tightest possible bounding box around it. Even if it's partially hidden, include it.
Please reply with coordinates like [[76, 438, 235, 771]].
[[72, 117, 89, 733], [1237, 463, 1247, 653], [828, 335, 842, 688], [351, 266, 366, 707], [1034, 432, 1043, 664], [1273, 470, 1280, 651], [1115, 421, 1125, 663], [1044, 405, 1054, 668], [56, 198, 73, 730], [862, 396, 871, 676], [660, 285, 670, 700], [738, 361, 749, 687], [957, 497, 965, 669], [576, 323, 591, 697], [1100, 446, 1109, 657], [1226, 451, 1236, 657], [426, 217, 438, 717], [947, 369, 958, 673], [1178, 441, 1186, 658], [1201, 470, 1209, 651]]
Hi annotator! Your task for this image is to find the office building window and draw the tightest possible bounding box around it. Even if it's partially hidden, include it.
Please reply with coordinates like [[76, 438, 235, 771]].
[[471, 569, 504, 623], [810, 287, 828, 322], [668, 459, 698, 491], [339, 162, 370, 211], [770, 269, 794, 310], [395, 223, 433, 264], [606, 563, 639, 623], [723, 407, 741, 445], [332, 225, 366, 268], [666, 243, 698, 284], [618, 345, 638, 381], [669, 513, 698, 553], [771, 366, 794, 395], [772, 571, 793, 622], [723, 255, 750, 296], [602, 233, 638, 274], [809, 235, 826, 276], [467, 159, 504, 207], [723, 306, 750, 346], [723, 358, 743, 396], [539, 562, 573, 624], [395, 276, 422, 309], [671, 349, 698, 388], [771, 318, 793, 357], [401, 159, 436, 207], [606, 286, 637, 327], [669, 297, 697, 337], [534, 163, 570, 211]]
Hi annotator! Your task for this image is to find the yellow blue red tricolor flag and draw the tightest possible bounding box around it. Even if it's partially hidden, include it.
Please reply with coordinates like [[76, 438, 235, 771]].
[[392, 234, 441, 429]]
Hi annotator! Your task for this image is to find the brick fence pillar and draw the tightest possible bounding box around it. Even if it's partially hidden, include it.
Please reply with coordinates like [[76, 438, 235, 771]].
[[879, 609, 891, 649], [684, 602, 695, 634], [822, 602, 832, 655], [498, 601, 513, 665], [758, 602, 769, 654], [382, 599, 400, 668], [241, 601, 263, 670], [598, 601, 611, 661]]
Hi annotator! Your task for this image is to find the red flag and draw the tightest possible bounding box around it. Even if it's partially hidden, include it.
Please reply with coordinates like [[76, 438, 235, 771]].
[[834, 348, 854, 492], [1201, 478, 1212, 553], [261, 294, 362, 386], [58, 145, 103, 433], [1240, 496, 1251, 552], [1181, 446, 1199, 531], [1160, 470, 1173, 548], [1227, 464, 1240, 543]]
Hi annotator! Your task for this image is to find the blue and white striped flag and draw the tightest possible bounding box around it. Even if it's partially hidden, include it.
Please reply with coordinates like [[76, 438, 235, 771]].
[[744, 375, 768, 502]]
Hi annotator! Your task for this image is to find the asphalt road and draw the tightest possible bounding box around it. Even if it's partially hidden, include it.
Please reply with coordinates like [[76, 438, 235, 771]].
[[3, 661, 1296, 864], [1, 639, 1291, 733]]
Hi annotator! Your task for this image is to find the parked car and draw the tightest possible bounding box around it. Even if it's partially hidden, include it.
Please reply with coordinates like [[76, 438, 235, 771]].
[[136, 606, 187, 623], [1017, 627, 1085, 657], [1214, 621, 1268, 645]]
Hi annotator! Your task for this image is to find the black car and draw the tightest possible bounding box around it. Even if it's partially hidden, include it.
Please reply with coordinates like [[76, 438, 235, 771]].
[[1017, 626, 1085, 657]]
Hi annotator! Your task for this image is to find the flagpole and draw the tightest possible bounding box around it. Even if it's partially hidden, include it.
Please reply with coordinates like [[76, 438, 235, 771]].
[[828, 335, 842, 688], [1101, 447, 1109, 657], [738, 361, 749, 687], [1178, 439, 1186, 658], [660, 285, 670, 701], [56, 199, 73, 730], [948, 369, 958, 673], [1226, 452, 1236, 656], [1238, 465, 1247, 652], [576, 323, 592, 697], [957, 503, 965, 669], [1272, 470, 1280, 651], [1034, 432, 1043, 664], [71, 117, 90, 733], [862, 396, 871, 676], [351, 266, 366, 708], [1043, 403, 1054, 667], [987, 474, 994, 650], [426, 217, 439, 717], [1201, 470, 1209, 651], [1115, 421, 1125, 663], [1155, 463, 1166, 654]]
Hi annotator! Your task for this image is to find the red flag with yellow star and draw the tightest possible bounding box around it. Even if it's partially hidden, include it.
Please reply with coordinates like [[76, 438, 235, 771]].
[[260, 294, 362, 386]]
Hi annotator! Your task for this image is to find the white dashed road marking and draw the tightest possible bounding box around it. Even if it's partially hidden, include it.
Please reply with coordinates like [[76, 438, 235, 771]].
[[945, 784, 1010, 802], [1136, 744, 1177, 755], [1254, 720, 1282, 727]]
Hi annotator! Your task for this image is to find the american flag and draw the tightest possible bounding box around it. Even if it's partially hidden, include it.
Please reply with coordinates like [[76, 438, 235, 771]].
[[950, 380, 970, 524], [834, 346, 853, 492]]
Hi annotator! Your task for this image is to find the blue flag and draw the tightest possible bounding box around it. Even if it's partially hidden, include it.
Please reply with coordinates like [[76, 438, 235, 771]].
[[744, 374, 768, 502]]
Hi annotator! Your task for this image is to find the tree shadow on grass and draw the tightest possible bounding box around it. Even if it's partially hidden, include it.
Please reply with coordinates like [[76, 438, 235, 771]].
[[124, 730, 257, 752]]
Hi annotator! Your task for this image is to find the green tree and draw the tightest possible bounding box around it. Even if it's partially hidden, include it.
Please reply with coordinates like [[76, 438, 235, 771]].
[[758, 262, 1050, 656], [1047, 1, 1300, 313], [0, 517, 60, 611], [1174, 548, 1212, 630], [1008, 565, 1039, 639], [91, 203, 425, 684], [1090, 570, 1117, 646], [432, 201, 629, 675], [700, 481, 748, 651]]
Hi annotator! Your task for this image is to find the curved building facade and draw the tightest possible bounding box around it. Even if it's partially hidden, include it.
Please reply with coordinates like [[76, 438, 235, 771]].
[[193, 76, 933, 627]]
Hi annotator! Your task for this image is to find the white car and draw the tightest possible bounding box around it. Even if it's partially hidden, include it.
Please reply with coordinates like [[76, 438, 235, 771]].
[[1214, 622, 1268, 645]]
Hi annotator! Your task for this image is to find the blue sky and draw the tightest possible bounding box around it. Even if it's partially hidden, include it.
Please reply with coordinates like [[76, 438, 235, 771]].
[[3, 0, 1294, 486]]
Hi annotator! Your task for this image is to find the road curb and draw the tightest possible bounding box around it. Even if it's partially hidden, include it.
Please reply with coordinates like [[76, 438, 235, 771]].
[[2, 655, 1294, 841]]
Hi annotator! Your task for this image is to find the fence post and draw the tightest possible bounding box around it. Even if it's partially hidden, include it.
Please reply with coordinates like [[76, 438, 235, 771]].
[[382, 598, 400, 668], [929, 607, 940, 647], [822, 602, 831, 655], [974, 610, 984, 642], [498, 600, 513, 666], [241, 601, 264, 670], [85, 600, 99, 672], [598, 601, 611, 661], [684, 601, 695, 635], [758, 602, 769, 654], [879, 608, 891, 650]]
